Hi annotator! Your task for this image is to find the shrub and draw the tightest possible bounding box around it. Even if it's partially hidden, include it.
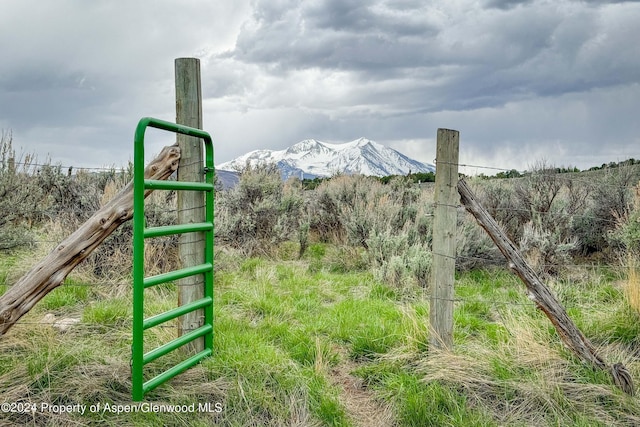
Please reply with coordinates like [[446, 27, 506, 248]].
[[591, 166, 639, 255], [455, 212, 503, 271], [519, 221, 577, 276], [309, 175, 433, 285], [475, 163, 591, 274], [608, 179, 640, 314], [312, 175, 377, 249], [215, 163, 304, 256], [307, 187, 344, 244], [0, 131, 40, 250], [366, 230, 432, 288], [478, 179, 521, 241]]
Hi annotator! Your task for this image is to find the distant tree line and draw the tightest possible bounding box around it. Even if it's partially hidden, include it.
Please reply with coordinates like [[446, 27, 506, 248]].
[[476, 158, 640, 180], [587, 158, 640, 171], [302, 171, 435, 189], [294, 159, 640, 188]]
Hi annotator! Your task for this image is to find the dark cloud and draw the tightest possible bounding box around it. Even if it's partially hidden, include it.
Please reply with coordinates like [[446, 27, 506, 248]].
[[484, 0, 535, 9], [1, 0, 639, 174], [232, 0, 439, 73], [485, 0, 640, 10], [0, 0, 248, 167], [223, 0, 640, 115]]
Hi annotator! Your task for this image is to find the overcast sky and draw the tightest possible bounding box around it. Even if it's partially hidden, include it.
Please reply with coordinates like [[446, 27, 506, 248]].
[[1, 0, 639, 174]]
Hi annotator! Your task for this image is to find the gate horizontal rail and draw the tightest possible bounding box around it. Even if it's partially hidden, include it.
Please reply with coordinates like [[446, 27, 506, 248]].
[[144, 222, 213, 238], [143, 297, 213, 330], [143, 263, 213, 289], [142, 348, 213, 395]]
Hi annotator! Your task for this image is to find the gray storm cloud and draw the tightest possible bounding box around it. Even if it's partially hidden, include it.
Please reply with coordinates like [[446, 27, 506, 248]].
[[1, 0, 638, 172]]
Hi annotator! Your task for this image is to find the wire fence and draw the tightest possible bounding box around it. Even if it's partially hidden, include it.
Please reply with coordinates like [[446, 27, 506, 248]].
[[429, 156, 639, 303], [5, 158, 204, 174], [2, 156, 639, 329]]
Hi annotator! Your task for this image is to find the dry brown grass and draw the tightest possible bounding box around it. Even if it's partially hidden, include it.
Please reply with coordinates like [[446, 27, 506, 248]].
[[328, 359, 395, 427], [626, 255, 640, 315], [414, 311, 640, 426]]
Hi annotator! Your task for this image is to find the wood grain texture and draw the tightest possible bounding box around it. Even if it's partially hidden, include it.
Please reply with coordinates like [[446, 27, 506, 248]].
[[429, 129, 459, 350], [175, 58, 206, 348], [457, 178, 634, 395], [0, 144, 180, 336]]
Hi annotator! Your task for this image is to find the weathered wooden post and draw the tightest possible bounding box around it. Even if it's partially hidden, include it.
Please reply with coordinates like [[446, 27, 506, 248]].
[[429, 129, 459, 350], [175, 58, 205, 351]]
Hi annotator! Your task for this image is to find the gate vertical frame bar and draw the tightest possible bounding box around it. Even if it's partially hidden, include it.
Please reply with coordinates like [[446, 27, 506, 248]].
[[203, 133, 214, 353], [132, 118, 148, 402]]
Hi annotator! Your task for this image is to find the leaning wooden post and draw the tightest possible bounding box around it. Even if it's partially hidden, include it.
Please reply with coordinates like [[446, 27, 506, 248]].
[[429, 129, 459, 350], [175, 58, 205, 351], [458, 178, 634, 395], [0, 145, 180, 336]]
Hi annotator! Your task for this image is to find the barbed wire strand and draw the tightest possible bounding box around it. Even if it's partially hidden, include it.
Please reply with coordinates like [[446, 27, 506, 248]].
[[7, 158, 210, 174], [434, 159, 640, 191], [6, 289, 584, 330]]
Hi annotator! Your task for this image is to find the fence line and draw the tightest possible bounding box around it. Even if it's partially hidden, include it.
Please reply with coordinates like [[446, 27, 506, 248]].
[[451, 169, 640, 193], [1, 289, 585, 331], [434, 160, 517, 173], [3, 155, 639, 305], [6, 160, 130, 173], [433, 251, 635, 271], [443, 204, 624, 226], [5, 158, 205, 173], [6, 156, 638, 182], [436, 158, 640, 173]]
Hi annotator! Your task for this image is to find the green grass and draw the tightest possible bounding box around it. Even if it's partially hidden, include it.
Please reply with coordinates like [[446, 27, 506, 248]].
[[1, 246, 640, 426], [355, 362, 494, 426], [40, 283, 91, 311], [82, 297, 130, 326]]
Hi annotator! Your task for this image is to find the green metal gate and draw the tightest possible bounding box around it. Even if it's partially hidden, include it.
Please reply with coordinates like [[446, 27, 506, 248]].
[[132, 117, 214, 401]]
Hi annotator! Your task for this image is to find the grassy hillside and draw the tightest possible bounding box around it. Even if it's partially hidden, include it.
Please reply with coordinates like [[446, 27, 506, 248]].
[[1, 243, 639, 426]]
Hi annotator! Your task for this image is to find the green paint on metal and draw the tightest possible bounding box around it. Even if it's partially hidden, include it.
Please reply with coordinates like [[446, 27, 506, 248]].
[[144, 179, 214, 191], [143, 325, 212, 365], [143, 297, 213, 330], [142, 349, 212, 395], [143, 263, 213, 289], [132, 117, 214, 401], [144, 222, 213, 239]]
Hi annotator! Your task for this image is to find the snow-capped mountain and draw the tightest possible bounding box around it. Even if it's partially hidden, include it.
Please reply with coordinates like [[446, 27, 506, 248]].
[[216, 138, 435, 180]]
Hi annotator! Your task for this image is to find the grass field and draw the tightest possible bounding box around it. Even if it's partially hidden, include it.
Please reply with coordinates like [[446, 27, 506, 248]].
[[1, 243, 640, 426]]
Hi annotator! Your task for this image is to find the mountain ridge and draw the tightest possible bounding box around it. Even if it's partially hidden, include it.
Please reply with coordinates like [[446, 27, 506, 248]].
[[216, 138, 434, 180]]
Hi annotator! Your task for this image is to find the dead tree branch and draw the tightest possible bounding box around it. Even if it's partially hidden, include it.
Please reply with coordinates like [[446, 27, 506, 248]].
[[0, 144, 180, 336]]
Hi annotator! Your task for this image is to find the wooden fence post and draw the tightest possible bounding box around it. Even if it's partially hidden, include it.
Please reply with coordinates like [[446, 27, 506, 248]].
[[175, 58, 205, 351], [429, 129, 459, 350]]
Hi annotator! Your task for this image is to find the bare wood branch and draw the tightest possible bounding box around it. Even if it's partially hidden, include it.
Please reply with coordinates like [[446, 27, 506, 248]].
[[457, 178, 634, 396], [0, 144, 181, 336]]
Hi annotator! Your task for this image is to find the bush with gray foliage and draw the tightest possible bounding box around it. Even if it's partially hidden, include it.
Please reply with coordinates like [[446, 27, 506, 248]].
[[215, 163, 304, 256]]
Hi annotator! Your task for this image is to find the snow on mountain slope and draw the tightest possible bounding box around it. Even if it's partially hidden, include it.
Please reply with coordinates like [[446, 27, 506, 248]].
[[217, 138, 434, 180]]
